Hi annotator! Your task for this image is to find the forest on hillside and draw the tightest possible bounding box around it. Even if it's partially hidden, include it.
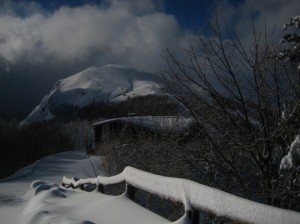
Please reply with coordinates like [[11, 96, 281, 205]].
[[0, 95, 178, 179], [0, 121, 72, 179], [52, 95, 179, 122]]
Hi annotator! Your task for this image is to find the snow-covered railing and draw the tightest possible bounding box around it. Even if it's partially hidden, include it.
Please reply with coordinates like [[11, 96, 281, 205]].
[[62, 166, 300, 224]]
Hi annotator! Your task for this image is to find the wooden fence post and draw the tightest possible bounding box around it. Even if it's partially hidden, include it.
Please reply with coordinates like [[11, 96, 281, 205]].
[[98, 184, 104, 193], [126, 183, 135, 201], [187, 209, 199, 224]]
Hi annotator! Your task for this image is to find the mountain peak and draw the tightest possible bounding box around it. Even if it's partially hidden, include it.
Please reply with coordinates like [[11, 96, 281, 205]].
[[21, 66, 162, 125]]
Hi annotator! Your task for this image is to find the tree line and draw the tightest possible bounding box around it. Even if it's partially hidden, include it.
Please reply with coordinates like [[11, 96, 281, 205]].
[[0, 95, 177, 180], [0, 120, 73, 179], [52, 95, 178, 122]]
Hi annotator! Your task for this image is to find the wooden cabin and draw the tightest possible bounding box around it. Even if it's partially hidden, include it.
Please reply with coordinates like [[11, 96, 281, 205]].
[[91, 116, 195, 155]]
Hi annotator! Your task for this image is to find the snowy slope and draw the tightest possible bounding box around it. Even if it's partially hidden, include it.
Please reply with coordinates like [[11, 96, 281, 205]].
[[21, 65, 162, 125], [0, 151, 102, 197], [0, 151, 170, 224]]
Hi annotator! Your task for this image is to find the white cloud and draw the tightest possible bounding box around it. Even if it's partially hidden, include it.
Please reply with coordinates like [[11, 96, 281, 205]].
[[0, 0, 182, 73], [0, 13, 46, 63], [0, 0, 297, 74]]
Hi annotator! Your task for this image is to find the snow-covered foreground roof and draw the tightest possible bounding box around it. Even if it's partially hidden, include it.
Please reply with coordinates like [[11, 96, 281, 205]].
[[64, 167, 300, 224], [92, 116, 195, 133], [0, 152, 171, 224]]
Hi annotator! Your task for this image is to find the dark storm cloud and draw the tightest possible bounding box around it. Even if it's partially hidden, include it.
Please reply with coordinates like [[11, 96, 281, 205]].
[[215, 0, 299, 43]]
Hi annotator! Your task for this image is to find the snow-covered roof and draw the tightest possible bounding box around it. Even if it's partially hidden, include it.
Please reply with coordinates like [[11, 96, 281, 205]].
[[91, 116, 195, 133]]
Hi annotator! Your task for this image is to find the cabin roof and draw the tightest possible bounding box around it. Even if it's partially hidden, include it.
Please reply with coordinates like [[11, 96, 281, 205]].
[[91, 116, 195, 132]]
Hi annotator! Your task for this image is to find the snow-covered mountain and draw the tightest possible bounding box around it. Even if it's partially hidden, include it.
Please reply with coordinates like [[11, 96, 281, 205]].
[[21, 65, 162, 125]]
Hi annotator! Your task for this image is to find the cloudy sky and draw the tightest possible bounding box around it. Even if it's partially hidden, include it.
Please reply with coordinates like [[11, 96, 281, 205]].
[[0, 0, 298, 120]]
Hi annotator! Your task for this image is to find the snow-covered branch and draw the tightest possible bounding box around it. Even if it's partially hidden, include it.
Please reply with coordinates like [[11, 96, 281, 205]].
[[280, 135, 300, 171]]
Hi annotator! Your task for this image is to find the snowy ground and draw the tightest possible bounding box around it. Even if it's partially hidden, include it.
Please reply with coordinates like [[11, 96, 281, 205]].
[[2, 151, 299, 224], [0, 151, 170, 224]]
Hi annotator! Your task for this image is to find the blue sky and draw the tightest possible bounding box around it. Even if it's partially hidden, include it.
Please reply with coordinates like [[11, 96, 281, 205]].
[[164, 0, 214, 31], [9, 0, 236, 31], [0, 0, 298, 119], [33, 0, 245, 30]]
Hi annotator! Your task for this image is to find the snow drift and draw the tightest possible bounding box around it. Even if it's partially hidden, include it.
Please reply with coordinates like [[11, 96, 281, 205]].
[[0, 152, 169, 224], [21, 181, 169, 224], [1, 151, 300, 224]]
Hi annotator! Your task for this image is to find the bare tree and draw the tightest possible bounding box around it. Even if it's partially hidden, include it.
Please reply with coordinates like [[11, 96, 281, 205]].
[[160, 13, 300, 210]]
